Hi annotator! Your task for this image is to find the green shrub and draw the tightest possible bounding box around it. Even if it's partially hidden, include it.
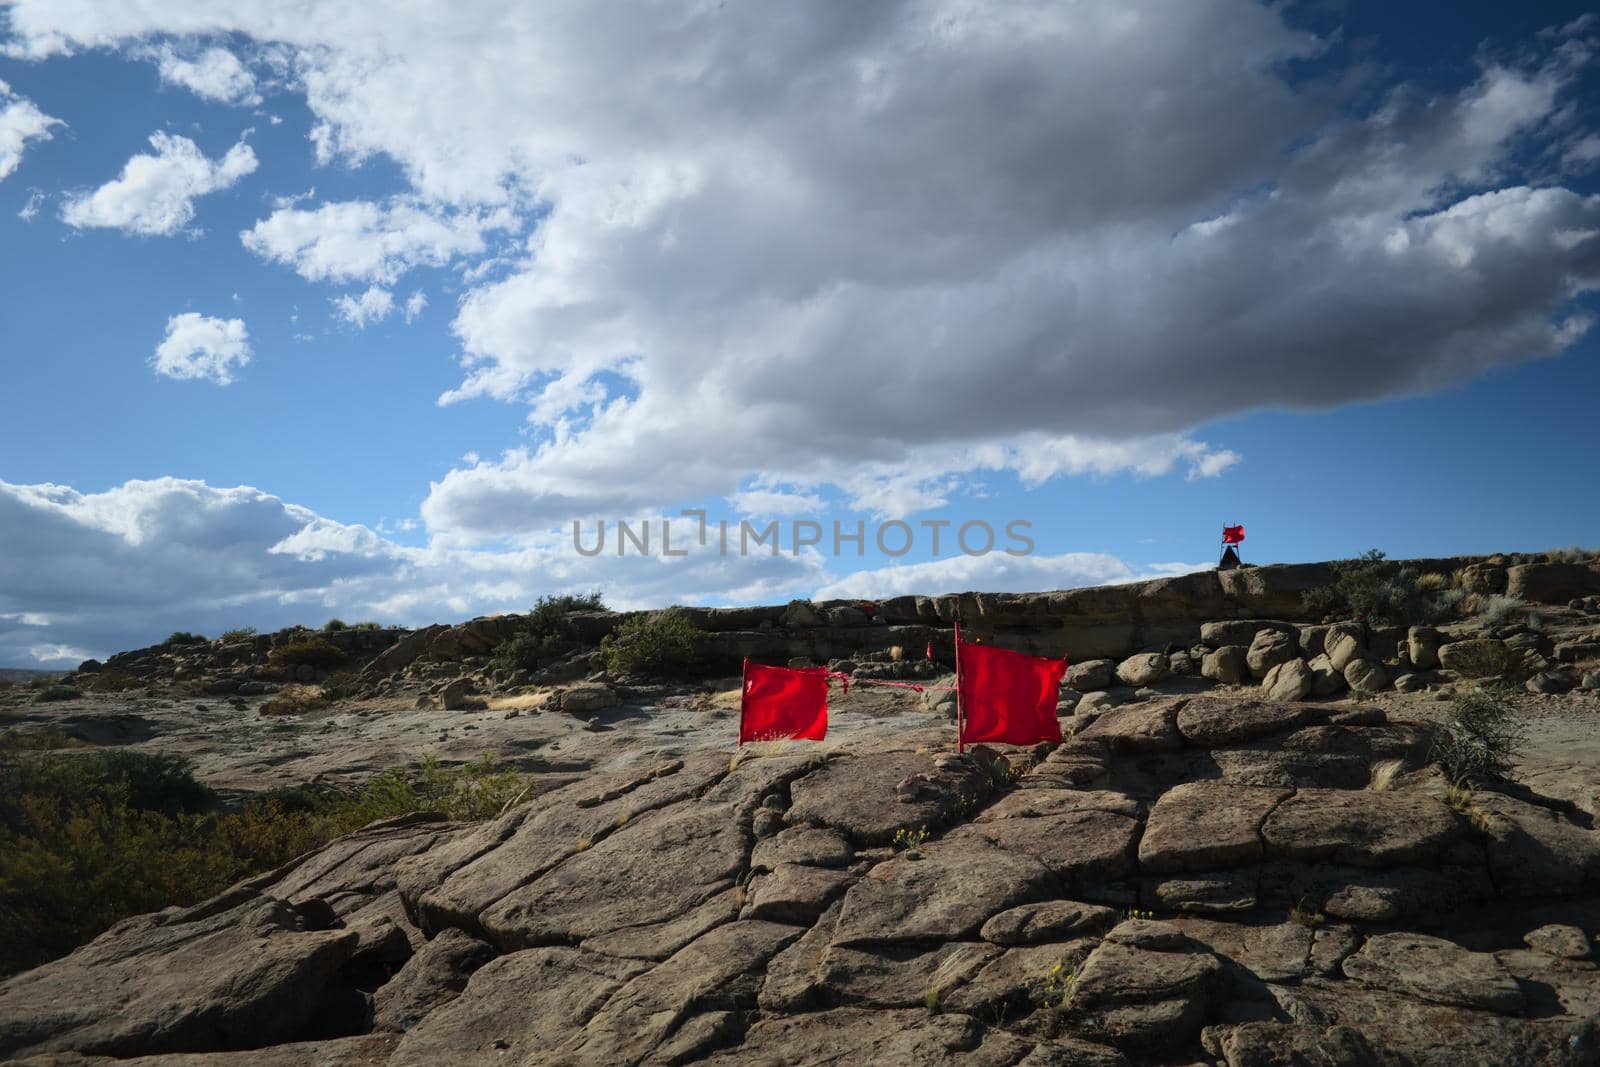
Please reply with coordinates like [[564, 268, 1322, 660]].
[[267, 638, 346, 670], [220, 627, 257, 642], [1302, 549, 1458, 627], [164, 632, 207, 646], [1476, 594, 1531, 626], [350, 621, 383, 631], [489, 592, 605, 672], [322, 618, 348, 632], [1428, 686, 1526, 788], [0, 752, 528, 977], [602, 607, 699, 678], [31, 685, 81, 704]]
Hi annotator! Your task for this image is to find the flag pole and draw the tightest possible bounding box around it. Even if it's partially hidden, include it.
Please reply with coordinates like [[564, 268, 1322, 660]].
[[953, 619, 965, 754]]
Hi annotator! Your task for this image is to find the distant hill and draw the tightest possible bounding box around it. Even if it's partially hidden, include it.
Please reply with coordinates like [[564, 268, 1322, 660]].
[[0, 667, 66, 683]]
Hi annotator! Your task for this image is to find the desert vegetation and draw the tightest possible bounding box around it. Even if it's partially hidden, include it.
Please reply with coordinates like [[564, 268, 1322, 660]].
[[602, 606, 700, 677], [0, 750, 528, 977], [490, 592, 607, 672]]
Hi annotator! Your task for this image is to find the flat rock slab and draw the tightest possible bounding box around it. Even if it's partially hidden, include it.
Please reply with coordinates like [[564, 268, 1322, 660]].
[[1260, 788, 1462, 868], [10, 1034, 401, 1065], [388, 947, 648, 1066], [742, 862, 854, 925], [371, 927, 495, 1033], [818, 941, 1000, 1008], [947, 809, 1140, 890], [1171, 917, 1313, 984], [1471, 792, 1600, 897], [786, 750, 990, 846], [1139, 781, 1291, 874], [749, 825, 854, 871], [1342, 932, 1524, 1014], [975, 789, 1140, 822], [1175, 697, 1326, 747], [0, 895, 356, 1060], [1073, 701, 1183, 753], [479, 801, 747, 950], [945, 941, 1098, 1014], [1065, 937, 1224, 1053], [697, 1007, 1025, 1066], [831, 837, 1055, 946], [981, 900, 1118, 945]]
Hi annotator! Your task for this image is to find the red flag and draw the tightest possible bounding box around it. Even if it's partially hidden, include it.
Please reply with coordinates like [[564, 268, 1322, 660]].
[[957, 640, 1066, 747], [740, 659, 828, 744], [925, 640, 934, 661], [1222, 524, 1245, 544]]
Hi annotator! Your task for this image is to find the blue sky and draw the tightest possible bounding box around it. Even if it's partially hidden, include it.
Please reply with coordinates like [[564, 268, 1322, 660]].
[[1, 1, 1598, 665]]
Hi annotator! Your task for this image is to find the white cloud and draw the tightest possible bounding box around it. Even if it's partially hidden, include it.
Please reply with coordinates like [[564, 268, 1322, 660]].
[[815, 552, 1207, 601], [332, 285, 394, 328], [241, 198, 508, 284], [5, 3, 1600, 545], [403, 289, 427, 323], [151, 312, 252, 384], [154, 44, 259, 104], [0, 80, 61, 181], [16, 188, 44, 220], [62, 131, 257, 236]]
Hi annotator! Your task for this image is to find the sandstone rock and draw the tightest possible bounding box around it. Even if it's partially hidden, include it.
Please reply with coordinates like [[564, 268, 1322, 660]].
[[1139, 781, 1290, 873], [1246, 630, 1298, 679], [0, 895, 357, 1060], [831, 837, 1054, 947], [1076, 690, 1125, 716], [948, 808, 1141, 892], [1584, 670, 1600, 691], [1200, 646, 1248, 685], [1407, 626, 1442, 670], [749, 825, 853, 871], [788, 750, 990, 846], [1342, 932, 1523, 1013], [1143, 871, 1258, 914], [1175, 696, 1322, 746], [1200, 620, 1295, 649], [1115, 653, 1169, 687], [1066, 659, 1116, 692], [1507, 562, 1600, 603], [815, 940, 999, 1008], [1074, 699, 1182, 752], [1298, 625, 1329, 658], [1168, 650, 1196, 677], [1393, 672, 1427, 693], [1261, 658, 1313, 701], [1527, 669, 1580, 694], [741, 862, 853, 924], [550, 683, 618, 714], [979, 900, 1118, 945], [1342, 658, 1389, 694], [1525, 924, 1592, 960], [1305, 653, 1346, 697], [1064, 932, 1224, 1053], [1459, 562, 1508, 594], [1470, 792, 1600, 897], [1323, 624, 1365, 672], [439, 678, 477, 711], [943, 941, 1097, 1015], [1260, 789, 1461, 868], [371, 927, 495, 1033], [701, 1008, 1036, 1066]]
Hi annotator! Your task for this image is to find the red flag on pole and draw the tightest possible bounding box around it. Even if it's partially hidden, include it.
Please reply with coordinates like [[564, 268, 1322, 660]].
[[739, 658, 828, 744], [956, 639, 1066, 747], [1222, 524, 1245, 545]]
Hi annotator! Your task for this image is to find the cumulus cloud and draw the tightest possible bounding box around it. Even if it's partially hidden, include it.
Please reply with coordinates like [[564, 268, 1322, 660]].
[[815, 553, 1207, 601], [241, 198, 509, 284], [332, 285, 394, 328], [16, 188, 44, 220], [151, 313, 252, 384], [153, 44, 259, 104], [62, 131, 257, 236], [4, 2, 1599, 542], [0, 79, 61, 181], [403, 289, 427, 323]]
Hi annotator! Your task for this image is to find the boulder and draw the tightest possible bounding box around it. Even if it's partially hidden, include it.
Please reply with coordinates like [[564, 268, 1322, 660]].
[[1115, 653, 1169, 688], [1407, 626, 1442, 670], [1459, 562, 1508, 594], [1507, 562, 1600, 604], [1343, 658, 1389, 694], [1393, 672, 1428, 693], [1200, 620, 1295, 649], [551, 683, 619, 714], [1526, 669, 1580, 694], [1175, 696, 1322, 746], [1305, 653, 1346, 697], [1342, 932, 1523, 1013], [1262, 659, 1313, 702], [1066, 659, 1116, 692], [1200, 646, 1248, 685], [1438, 638, 1514, 678], [1524, 924, 1592, 960], [1063, 926, 1225, 1052], [371, 927, 495, 1033], [1245, 630, 1299, 679], [979, 900, 1118, 945], [1298, 625, 1329, 658], [1470, 792, 1600, 897], [1074, 701, 1183, 752], [439, 678, 479, 711], [1324, 624, 1365, 672]]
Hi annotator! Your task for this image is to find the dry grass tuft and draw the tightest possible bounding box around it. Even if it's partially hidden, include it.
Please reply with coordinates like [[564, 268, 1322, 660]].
[[258, 684, 329, 717], [1367, 759, 1404, 792]]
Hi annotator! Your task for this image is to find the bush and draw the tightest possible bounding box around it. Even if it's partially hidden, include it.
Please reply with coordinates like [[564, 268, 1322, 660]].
[[1302, 549, 1459, 627], [82, 670, 144, 693], [0, 752, 528, 977], [267, 638, 346, 670], [602, 607, 699, 678], [164, 632, 207, 646], [1415, 572, 1449, 593], [350, 621, 383, 631], [31, 685, 81, 704], [258, 685, 330, 716], [220, 627, 257, 642], [489, 592, 605, 672], [1476, 594, 1531, 626], [1428, 686, 1526, 788], [323, 619, 347, 632]]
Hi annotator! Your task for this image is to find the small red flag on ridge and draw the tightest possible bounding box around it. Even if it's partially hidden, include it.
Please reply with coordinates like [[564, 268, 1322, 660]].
[[1222, 525, 1245, 544], [740, 659, 828, 744], [957, 640, 1065, 747]]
